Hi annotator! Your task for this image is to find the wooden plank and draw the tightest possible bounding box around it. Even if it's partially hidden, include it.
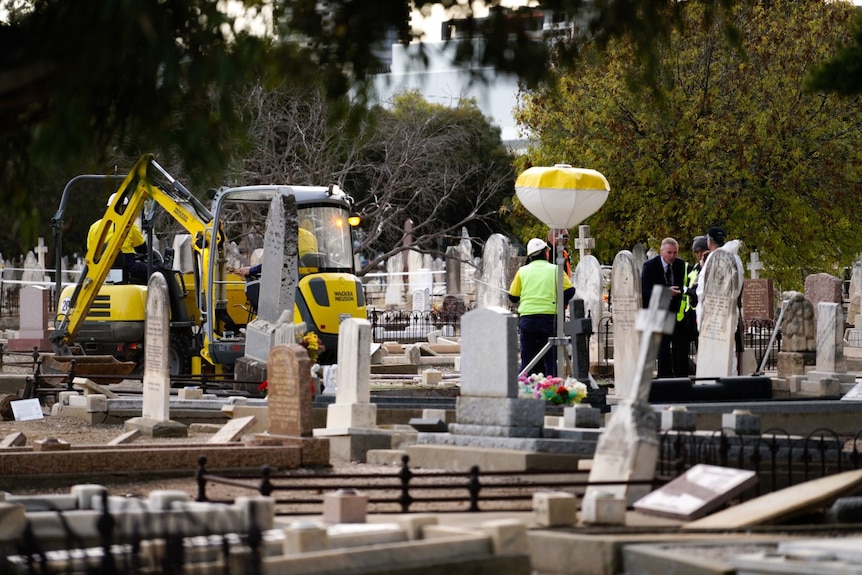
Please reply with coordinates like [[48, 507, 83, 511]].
[[683, 469, 862, 530]]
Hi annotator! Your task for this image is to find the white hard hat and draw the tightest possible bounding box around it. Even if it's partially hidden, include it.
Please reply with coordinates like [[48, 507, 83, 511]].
[[526, 238, 549, 257], [107, 192, 116, 207]]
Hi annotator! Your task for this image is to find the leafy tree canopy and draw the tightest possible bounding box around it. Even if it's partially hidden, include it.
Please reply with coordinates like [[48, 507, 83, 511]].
[[514, 0, 862, 291]]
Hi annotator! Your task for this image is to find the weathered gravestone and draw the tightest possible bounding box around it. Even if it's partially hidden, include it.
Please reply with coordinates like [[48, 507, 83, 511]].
[[7, 285, 51, 351], [804, 272, 843, 323], [573, 254, 604, 365], [581, 285, 674, 525], [611, 250, 642, 397], [235, 194, 298, 384], [384, 252, 405, 308], [773, 291, 816, 395], [476, 233, 511, 309], [251, 343, 328, 466], [695, 250, 741, 379], [445, 245, 462, 295], [124, 274, 187, 437], [799, 302, 855, 397]]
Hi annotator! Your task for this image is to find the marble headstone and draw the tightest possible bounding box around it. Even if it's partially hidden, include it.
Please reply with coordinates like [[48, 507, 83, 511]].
[[610, 250, 642, 397], [573, 254, 604, 364], [476, 233, 511, 309], [695, 250, 741, 379]]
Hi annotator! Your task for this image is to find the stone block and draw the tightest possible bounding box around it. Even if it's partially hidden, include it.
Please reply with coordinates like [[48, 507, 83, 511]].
[[660, 407, 697, 432], [0, 502, 26, 542], [71, 484, 107, 510], [33, 438, 71, 452], [326, 402, 377, 429], [148, 490, 189, 511], [396, 514, 439, 540], [722, 410, 761, 435], [322, 489, 368, 524], [177, 387, 204, 400], [86, 394, 107, 413], [563, 404, 602, 429], [533, 491, 577, 527], [283, 520, 328, 554], [455, 396, 545, 427], [234, 496, 275, 531], [421, 369, 443, 385], [580, 492, 626, 525], [480, 518, 528, 555]]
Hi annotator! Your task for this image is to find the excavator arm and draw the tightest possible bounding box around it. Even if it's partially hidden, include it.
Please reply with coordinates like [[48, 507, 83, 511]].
[[50, 153, 220, 355]]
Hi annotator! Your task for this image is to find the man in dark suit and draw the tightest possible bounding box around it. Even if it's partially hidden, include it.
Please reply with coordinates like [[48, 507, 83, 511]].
[[641, 237, 691, 378]]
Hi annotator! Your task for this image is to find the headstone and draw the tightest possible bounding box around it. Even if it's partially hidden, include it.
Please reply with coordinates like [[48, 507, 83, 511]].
[[631, 243, 648, 270], [799, 302, 855, 396], [242, 194, 298, 364], [412, 288, 430, 312], [476, 233, 511, 309], [695, 250, 741, 379], [804, 272, 843, 322], [573, 254, 604, 364], [781, 292, 816, 352], [268, 344, 314, 436], [747, 250, 764, 279], [849, 260, 862, 324], [633, 464, 758, 520], [461, 306, 519, 398], [6, 285, 51, 351], [34, 237, 48, 271], [742, 278, 775, 320], [171, 234, 194, 273], [575, 225, 595, 261], [325, 318, 377, 429], [610, 250, 642, 396], [11, 398, 43, 421], [123, 275, 187, 437], [445, 246, 462, 295], [20, 251, 43, 284], [581, 285, 674, 524], [384, 253, 405, 308]]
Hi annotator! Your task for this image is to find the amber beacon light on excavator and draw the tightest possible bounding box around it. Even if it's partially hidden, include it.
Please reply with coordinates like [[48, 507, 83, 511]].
[[50, 154, 367, 377]]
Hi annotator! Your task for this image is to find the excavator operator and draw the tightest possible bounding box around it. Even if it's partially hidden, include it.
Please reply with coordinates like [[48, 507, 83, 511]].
[[87, 193, 149, 283]]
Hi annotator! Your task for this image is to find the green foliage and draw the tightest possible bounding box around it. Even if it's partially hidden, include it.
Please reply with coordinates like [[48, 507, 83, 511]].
[[515, 0, 862, 290]]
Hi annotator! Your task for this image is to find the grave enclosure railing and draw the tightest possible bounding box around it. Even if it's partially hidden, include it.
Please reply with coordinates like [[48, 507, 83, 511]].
[[598, 316, 781, 372]]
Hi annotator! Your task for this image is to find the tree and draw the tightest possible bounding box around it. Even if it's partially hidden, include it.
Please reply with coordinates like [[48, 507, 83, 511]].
[[0, 0, 750, 249], [235, 83, 514, 275], [514, 0, 862, 290]]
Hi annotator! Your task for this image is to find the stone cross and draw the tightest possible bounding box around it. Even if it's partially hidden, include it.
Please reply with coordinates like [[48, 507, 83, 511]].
[[581, 284, 673, 523], [35, 237, 48, 271], [748, 251, 763, 280], [632, 285, 676, 403], [575, 225, 595, 260]]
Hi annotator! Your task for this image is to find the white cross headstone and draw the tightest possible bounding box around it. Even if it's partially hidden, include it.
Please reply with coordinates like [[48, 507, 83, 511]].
[[581, 285, 674, 524], [35, 237, 48, 271], [575, 225, 595, 261], [748, 251, 764, 280]]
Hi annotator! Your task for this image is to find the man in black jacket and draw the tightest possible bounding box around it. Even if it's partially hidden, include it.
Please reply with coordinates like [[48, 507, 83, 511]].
[[641, 237, 691, 378]]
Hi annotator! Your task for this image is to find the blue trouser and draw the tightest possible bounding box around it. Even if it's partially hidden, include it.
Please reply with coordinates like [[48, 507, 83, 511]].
[[518, 314, 558, 377]]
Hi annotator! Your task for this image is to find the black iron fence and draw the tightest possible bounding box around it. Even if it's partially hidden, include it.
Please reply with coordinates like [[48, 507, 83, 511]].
[[598, 316, 781, 372], [6, 427, 862, 574]]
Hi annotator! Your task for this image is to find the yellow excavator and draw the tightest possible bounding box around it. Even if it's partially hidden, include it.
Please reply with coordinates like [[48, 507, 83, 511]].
[[50, 154, 367, 375]]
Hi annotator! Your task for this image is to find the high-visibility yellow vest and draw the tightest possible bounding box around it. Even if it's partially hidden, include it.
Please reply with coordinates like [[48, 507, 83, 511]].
[[677, 261, 692, 321]]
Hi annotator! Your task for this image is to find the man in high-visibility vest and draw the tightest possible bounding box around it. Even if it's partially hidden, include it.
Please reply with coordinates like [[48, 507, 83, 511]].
[[509, 238, 575, 377]]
